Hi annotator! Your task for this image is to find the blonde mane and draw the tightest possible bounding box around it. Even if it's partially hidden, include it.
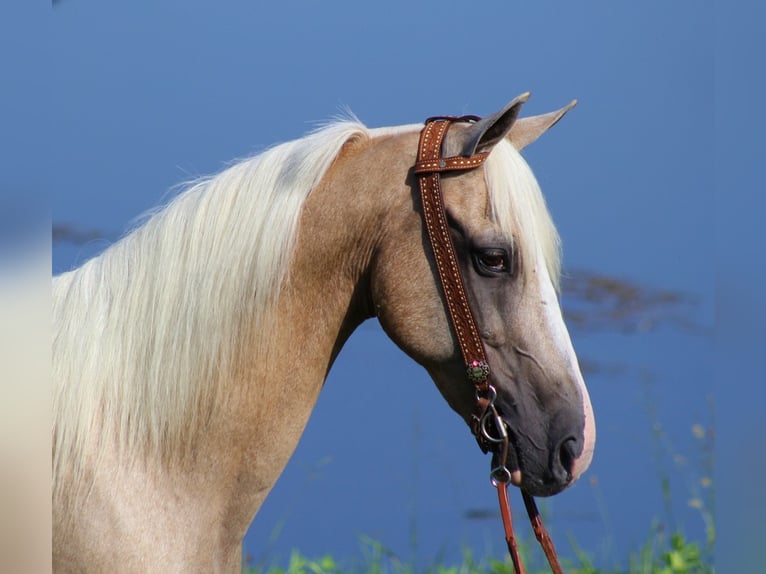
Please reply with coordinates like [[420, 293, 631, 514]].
[[52, 121, 371, 492], [484, 139, 562, 291], [52, 119, 561, 497]]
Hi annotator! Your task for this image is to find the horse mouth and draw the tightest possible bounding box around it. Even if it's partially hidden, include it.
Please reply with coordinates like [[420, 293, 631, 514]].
[[491, 449, 523, 487], [490, 417, 575, 498]]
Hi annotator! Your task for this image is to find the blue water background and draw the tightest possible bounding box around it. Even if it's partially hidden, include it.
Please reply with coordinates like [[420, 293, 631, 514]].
[[3, 0, 740, 568]]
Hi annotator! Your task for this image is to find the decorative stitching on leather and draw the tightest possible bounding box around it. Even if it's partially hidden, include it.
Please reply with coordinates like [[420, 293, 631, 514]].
[[414, 153, 490, 174], [417, 118, 489, 368]]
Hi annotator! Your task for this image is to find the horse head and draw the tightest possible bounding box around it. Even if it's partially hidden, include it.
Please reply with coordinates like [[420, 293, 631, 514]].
[[370, 94, 595, 497]]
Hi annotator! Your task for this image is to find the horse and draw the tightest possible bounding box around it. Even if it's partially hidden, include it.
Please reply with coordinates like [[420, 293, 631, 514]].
[[52, 93, 595, 573]]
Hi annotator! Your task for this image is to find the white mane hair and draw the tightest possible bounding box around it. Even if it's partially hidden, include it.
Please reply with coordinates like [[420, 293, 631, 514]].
[[484, 138, 562, 291], [52, 121, 371, 492], [52, 119, 561, 495]]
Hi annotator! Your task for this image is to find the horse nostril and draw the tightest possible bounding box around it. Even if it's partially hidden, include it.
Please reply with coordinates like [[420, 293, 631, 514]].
[[556, 436, 578, 482]]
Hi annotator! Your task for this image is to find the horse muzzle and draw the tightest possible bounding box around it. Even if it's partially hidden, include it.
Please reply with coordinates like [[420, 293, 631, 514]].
[[485, 398, 588, 498]]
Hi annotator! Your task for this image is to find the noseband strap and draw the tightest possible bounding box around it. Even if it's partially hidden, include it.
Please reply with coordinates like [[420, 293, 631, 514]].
[[415, 116, 565, 574]]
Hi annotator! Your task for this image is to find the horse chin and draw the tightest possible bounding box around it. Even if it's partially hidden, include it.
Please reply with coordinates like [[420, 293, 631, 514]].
[[492, 445, 571, 497], [493, 424, 574, 498], [520, 476, 572, 498], [515, 452, 575, 497]]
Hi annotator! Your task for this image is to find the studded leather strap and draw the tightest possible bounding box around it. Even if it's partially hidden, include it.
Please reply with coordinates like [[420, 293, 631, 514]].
[[414, 152, 489, 174], [415, 117, 494, 448]]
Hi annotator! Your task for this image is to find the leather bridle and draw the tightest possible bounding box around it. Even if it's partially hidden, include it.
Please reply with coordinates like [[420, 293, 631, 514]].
[[414, 116, 565, 574]]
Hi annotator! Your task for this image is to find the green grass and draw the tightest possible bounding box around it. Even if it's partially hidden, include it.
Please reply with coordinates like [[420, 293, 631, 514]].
[[245, 527, 712, 574]]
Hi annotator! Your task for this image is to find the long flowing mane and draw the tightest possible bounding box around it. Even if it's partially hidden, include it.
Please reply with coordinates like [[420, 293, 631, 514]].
[[52, 120, 561, 497], [52, 121, 370, 492]]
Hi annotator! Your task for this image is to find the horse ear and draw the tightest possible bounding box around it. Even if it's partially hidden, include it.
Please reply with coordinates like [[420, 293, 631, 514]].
[[443, 93, 531, 158], [507, 99, 578, 151]]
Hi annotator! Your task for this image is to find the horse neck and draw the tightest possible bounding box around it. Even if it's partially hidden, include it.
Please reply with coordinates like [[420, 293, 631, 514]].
[[272, 131, 420, 369], [205, 133, 415, 530]]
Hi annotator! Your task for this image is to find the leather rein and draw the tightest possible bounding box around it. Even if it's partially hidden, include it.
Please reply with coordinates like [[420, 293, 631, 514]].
[[414, 116, 565, 574]]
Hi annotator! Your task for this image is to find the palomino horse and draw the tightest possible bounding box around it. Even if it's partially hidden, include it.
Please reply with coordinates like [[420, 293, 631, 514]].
[[52, 94, 595, 572]]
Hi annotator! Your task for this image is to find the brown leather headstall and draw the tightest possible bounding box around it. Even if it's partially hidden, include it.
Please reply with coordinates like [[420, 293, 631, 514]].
[[415, 116, 565, 574], [413, 116, 496, 451]]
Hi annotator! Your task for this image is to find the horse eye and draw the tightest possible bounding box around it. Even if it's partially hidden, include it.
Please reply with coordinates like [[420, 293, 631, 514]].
[[473, 249, 511, 275]]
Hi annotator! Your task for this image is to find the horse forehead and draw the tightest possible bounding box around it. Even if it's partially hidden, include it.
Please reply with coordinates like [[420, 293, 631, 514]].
[[441, 169, 491, 223]]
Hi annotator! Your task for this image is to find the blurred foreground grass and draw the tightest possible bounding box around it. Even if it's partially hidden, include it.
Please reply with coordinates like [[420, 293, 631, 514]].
[[245, 527, 712, 574]]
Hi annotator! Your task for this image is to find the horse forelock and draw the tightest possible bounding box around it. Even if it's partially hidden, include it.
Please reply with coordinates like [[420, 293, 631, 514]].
[[484, 139, 562, 293], [52, 120, 373, 498]]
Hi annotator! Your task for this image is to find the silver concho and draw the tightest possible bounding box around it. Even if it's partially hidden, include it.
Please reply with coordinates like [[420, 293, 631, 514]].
[[466, 359, 490, 385]]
